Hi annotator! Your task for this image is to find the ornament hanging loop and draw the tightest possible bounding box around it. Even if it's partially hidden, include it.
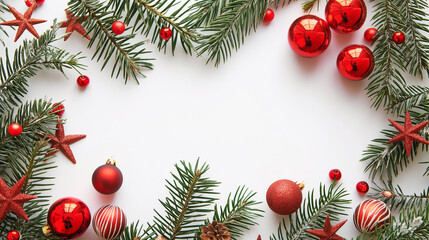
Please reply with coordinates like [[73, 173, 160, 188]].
[[106, 157, 117, 166]]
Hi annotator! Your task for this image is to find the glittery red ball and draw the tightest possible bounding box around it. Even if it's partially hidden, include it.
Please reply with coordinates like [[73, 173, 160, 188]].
[[263, 8, 275, 22], [364, 28, 378, 42], [93, 205, 127, 240], [92, 164, 123, 194], [336, 44, 374, 80], [47, 197, 91, 239], [36, 0, 44, 4], [266, 179, 302, 215], [354, 200, 391, 232], [288, 15, 331, 57], [160, 27, 172, 40], [325, 0, 367, 33], [329, 169, 342, 181], [52, 103, 65, 116], [356, 181, 369, 193], [112, 21, 126, 35], [77, 75, 90, 87], [7, 230, 20, 240], [25, 0, 33, 7], [392, 31, 405, 44], [8, 123, 22, 136]]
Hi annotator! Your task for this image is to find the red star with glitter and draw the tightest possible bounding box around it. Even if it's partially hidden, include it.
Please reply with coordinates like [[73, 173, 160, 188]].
[[0, 4, 46, 42], [46, 120, 86, 164], [388, 111, 429, 156], [59, 10, 90, 41], [0, 175, 37, 222], [307, 215, 346, 240]]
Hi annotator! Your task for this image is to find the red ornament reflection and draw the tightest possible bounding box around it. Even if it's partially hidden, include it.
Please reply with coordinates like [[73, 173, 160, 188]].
[[325, 0, 367, 33], [336, 44, 374, 80]]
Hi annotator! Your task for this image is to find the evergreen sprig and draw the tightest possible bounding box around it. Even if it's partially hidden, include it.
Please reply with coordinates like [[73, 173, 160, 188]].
[[0, 0, 10, 44], [388, 85, 429, 116]]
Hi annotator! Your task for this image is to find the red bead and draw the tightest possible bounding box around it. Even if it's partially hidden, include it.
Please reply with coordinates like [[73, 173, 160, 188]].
[[160, 27, 172, 40], [337, 44, 374, 80], [112, 21, 125, 35], [35, 0, 44, 4], [325, 0, 367, 33], [266, 179, 303, 215], [263, 8, 275, 22], [92, 163, 123, 194], [93, 205, 127, 240], [77, 75, 90, 87], [7, 230, 20, 240], [52, 102, 65, 116], [364, 28, 378, 42], [392, 31, 405, 44], [25, 0, 33, 7], [356, 181, 369, 193], [8, 123, 22, 136], [329, 169, 342, 181]]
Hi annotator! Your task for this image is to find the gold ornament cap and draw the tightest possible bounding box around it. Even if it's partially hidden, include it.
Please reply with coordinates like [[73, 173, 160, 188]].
[[42, 224, 52, 236], [382, 190, 394, 198]]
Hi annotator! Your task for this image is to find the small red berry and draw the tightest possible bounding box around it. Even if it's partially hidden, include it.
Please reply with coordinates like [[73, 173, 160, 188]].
[[77, 75, 90, 87], [8, 123, 23, 136], [7, 230, 20, 240], [329, 169, 342, 181], [263, 8, 275, 22], [35, 0, 45, 4], [52, 103, 65, 116], [356, 181, 369, 193], [112, 21, 126, 35], [25, 0, 33, 7], [392, 31, 405, 44], [160, 27, 172, 40], [364, 28, 378, 42]]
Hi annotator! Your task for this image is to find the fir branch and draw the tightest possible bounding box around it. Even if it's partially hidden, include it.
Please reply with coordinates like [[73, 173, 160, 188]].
[[181, 0, 231, 29], [301, 0, 320, 13], [269, 0, 294, 9], [388, 85, 429, 116], [269, 183, 351, 240], [120, 221, 156, 240], [0, 0, 10, 45]]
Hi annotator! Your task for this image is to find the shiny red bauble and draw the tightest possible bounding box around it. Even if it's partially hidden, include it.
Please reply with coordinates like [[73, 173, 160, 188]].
[[325, 0, 366, 33], [47, 197, 91, 239], [266, 179, 303, 215], [329, 169, 342, 181], [7, 230, 20, 240], [93, 205, 127, 240], [288, 15, 331, 57], [36, 0, 45, 4], [392, 31, 405, 44], [160, 27, 172, 40], [112, 21, 126, 35], [76, 75, 90, 87], [364, 28, 378, 42], [92, 161, 123, 194], [263, 8, 275, 22], [52, 103, 65, 116], [353, 199, 391, 232], [25, 0, 33, 7], [336, 44, 374, 80], [356, 181, 369, 193], [8, 123, 23, 136]]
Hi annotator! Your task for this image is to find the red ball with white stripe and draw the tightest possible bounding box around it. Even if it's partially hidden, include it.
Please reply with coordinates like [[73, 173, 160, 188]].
[[92, 205, 127, 240], [353, 199, 391, 233]]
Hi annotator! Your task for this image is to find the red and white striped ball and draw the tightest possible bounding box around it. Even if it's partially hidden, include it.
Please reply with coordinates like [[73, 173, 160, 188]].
[[353, 199, 391, 233], [92, 205, 127, 240]]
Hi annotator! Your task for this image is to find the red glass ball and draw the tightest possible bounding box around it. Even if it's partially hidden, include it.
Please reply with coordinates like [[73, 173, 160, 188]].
[[25, 0, 33, 7], [364, 28, 378, 42], [8, 123, 23, 136], [47, 197, 91, 239], [92, 163, 123, 194], [160, 27, 172, 40], [52, 103, 65, 116], [354, 200, 391, 232], [36, 0, 44, 4], [288, 15, 331, 57], [392, 31, 405, 44], [93, 205, 127, 240], [329, 169, 342, 181], [325, 0, 367, 33], [263, 8, 275, 22], [356, 181, 369, 193], [7, 230, 20, 240], [266, 179, 302, 215], [77, 75, 90, 87], [337, 44, 374, 80], [112, 21, 126, 35]]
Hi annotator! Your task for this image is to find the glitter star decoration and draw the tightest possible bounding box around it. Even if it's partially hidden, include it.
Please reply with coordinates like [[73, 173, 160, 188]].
[[0, 175, 37, 222], [307, 215, 347, 240], [46, 120, 86, 164], [0, 4, 46, 42], [59, 10, 90, 41], [387, 111, 429, 156]]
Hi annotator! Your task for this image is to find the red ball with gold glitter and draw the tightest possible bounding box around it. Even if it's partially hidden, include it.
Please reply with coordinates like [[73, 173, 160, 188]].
[[92, 160, 123, 194], [7, 230, 20, 240], [8, 123, 22, 136], [353, 199, 391, 233], [160, 27, 172, 40], [266, 179, 303, 215], [263, 9, 274, 22], [337, 44, 374, 80], [93, 205, 127, 240], [325, 0, 367, 33]]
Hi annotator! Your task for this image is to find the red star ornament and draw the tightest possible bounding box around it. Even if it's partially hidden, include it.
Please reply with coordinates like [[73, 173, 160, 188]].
[[46, 121, 86, 164], [387, 111, 429, 156], [59, 10, 90, 41], [0, 175, 37, 222], [307, 215, 347, 240], [0, 4, 46, 42]]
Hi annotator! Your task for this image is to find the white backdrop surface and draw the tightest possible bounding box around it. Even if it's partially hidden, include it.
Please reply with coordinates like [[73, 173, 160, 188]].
[[2, 0, 429, 239]]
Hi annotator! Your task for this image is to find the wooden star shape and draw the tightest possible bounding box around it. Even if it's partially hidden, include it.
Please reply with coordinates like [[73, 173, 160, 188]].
[[59, 10, 90, 41], [46, 120, 86, 164], [387, 111, 429, 156], [307, 215, 346, 240], [0, 175, 37, 222], [0, 4, 46, 42]]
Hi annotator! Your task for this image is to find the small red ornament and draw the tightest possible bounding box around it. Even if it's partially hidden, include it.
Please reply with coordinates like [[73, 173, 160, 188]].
[[36, 0, 44, 4], [288, 15, 331, 57], [356, 181, 369, 193], [329, 169, 342, 181], [112, 21, 125, 35], [364, 28, 378, 42], [392, 31, 405, 44], [52, 103, 65, 116], [77, 75, 90, 87], [307, 215, 347, 240], [7, 230, 20, 240], [266, 179, 303, 215], [8, 123, 23, 136], [160, 27, 172, 40], [353, 199, 391, 233], [336, 44, 374, 80], [325, 0, 367, 33], [92, 159, 123, 194], [47, 197, 91, 239], [93, 205, 127, 240], [263, 8, 274, 22], [25, 0, 34, 7]]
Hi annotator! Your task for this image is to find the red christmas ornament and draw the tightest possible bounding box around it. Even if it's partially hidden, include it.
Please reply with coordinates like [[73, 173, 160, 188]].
[[112, 21, 125, 35], [92, 159, 123, 194], [266, 179, 303, 215], [7, 230, 20, 240], [307, 215, 347, 240], [388, 111, 429, 156], [8, 123, 23, 136], [52, 103, 65, 116], [59, 11, 90, 41], [325, 0, 367, 33], [364, 28, 378, 42], [263, 8, 274, 22], [76, 75, 90, 87], [392, 31, 405, 44], [353, 199, 391, 233], [25, 0, 34, 7], [36, 0, 44, 4], [288, 15, 331, 57], [336, 44, 374, 80], [160, 27, 172, 40], [356, 181, 369, 193], [47, 197, 91, 239], [93, 205, 127, 240], [329, 169, 342, 181]]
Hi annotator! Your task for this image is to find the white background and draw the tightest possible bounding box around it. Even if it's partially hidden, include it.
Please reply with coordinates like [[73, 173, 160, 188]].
[[2, 0, 429, 239]]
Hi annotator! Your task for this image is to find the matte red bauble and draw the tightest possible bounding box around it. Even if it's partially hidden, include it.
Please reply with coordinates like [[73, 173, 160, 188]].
[[263, 8, 275, 22], [356, 181, 369, 193], [7, 230, 20, 240], [92, 160, 123, 194], [160, 27, 172, 40], [52, 103, 65, 116], [288, 15, 331, 57], [325, 0, 367, 33], [364, 28, 378, 42], [336, 44, 374, 80], [47, 197, 91, 239], [8, 123, 23, 136], [353, 199, 391, 233], [266, 179, 303, 215], [76, 75, 90, 87], [112, 21, 125, 35], [93, 205, 127, 240], [392, 31, 405, 44], [329, 169, 342, 181]]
